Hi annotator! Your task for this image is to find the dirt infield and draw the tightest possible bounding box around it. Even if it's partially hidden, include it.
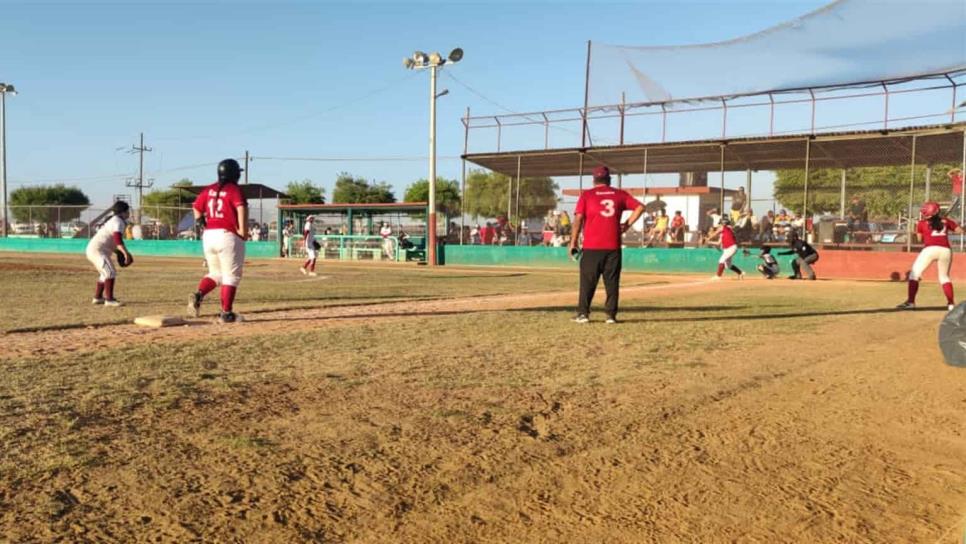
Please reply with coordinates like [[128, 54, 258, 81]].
[[1, 262, 965, 542]]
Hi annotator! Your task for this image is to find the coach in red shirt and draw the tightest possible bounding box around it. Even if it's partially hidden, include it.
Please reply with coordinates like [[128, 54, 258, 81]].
[[569, 166, 646, 323]]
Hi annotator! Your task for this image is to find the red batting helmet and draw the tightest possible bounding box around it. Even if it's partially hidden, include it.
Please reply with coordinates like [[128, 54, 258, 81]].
[[921, 201, 940, 218]]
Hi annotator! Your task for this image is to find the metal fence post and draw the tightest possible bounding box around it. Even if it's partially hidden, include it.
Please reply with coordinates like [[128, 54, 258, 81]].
[[907, 135, 917, 253]]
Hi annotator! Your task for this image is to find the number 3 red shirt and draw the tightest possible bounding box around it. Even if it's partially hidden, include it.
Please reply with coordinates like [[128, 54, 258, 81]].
[[193, 182, 247, 233], [575, 185, 643, 250]]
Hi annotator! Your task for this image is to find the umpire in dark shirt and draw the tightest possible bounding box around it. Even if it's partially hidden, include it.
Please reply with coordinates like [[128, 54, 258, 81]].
[[778, 230, 819, 280]]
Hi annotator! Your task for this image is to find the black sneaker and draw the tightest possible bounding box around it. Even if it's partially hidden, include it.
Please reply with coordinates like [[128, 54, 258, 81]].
[[218, 311, 237, 324], [187, 292, 202, 317]]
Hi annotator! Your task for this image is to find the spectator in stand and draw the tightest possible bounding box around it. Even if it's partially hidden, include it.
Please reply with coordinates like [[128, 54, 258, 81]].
[[775, 209, 792, 239], [702, 208, 722, 246], [731, 186, 747, 223], [470, 224, 480, 244], [669, 210, 686, 243], [948, 168, 963, 219], [758, 210, 774, 243], [647, 209, 669, 247], [735, 208, 755, 243], [558, 211, 572, 235], [482, 222, 495, 245], [847, 195, 868, 242]]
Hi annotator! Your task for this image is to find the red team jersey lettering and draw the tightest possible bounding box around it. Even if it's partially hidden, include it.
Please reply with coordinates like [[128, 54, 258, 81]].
[[574, 186, 642, 250], [720, 225, 737, 249], [193, 182, 247, 233], [917, 218, 958, 248]]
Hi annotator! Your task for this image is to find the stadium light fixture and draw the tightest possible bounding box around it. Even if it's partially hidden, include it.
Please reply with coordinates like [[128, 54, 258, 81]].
[[402, 48, 463, 266], [0, 83, 16, 238]]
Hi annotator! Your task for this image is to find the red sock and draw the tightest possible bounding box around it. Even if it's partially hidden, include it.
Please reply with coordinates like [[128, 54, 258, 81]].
[[942, 282, 955, 305], [303, 259, 311, 269], [104, 278, 115, 300], [907, 279, 919, 303], [220, 285, 237, 312], [95, 281, 105, 299], [310, 259, 316, 272], [197, 276, 217, 297], [716, 263, 725, 277]]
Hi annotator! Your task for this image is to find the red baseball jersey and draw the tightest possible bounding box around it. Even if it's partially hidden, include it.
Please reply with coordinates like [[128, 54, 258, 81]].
[[721, 225, 737, 249], [193, 182, 247, 233], [952, 173, 963, 196], [917, 218, 958, 248], [574, 185, 642, 250]]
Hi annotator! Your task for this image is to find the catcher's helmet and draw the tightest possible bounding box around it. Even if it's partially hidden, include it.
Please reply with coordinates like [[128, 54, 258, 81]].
[[217, 159, 243, 184], [920, 201, 940, 219]]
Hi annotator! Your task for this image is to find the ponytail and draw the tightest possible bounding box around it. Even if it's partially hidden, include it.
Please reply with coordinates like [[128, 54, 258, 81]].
[[929, 214, 944, 232]]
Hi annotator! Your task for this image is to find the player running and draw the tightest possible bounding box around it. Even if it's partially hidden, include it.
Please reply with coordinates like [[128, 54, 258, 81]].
[[568, 166, 646, 324], [897, 201, 962, 311], [708, 216, 744, 280], [187, 159, 249, 323], [86, 200, 133, 307], [301, 215, 318, 276]]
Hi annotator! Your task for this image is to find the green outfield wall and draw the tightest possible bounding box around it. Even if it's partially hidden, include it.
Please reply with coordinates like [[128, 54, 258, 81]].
[[0, 238, 280, 259], [442, 245, 795, 275]]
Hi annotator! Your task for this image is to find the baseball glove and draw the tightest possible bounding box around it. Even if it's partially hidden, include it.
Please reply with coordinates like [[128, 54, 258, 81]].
[[114, 249, 133, 267], [312, 240, 321, 251]]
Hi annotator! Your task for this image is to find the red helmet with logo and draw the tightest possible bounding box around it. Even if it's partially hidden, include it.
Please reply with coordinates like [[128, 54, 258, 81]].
[[920, 201, 940, 219]]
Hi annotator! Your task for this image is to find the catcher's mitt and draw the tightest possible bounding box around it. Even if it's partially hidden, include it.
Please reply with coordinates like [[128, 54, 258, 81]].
[[312, 240, 322, 251], [114, 249, 133, 267]]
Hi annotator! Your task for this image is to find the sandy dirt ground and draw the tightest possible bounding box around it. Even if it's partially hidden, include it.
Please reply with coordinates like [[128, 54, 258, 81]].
[[1, 278, 965, 543]]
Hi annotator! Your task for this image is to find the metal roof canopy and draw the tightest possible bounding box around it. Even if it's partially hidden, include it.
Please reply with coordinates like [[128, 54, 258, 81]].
[[462, 123, 966, 178], [177, 183, 288, 200], [278, 202, 428, 212]]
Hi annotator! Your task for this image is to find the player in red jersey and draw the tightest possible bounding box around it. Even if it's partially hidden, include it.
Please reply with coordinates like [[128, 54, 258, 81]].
[[568, 166, 646, 324], [897, 201, 962, 311], [187, 159, 249, 323], [707, 216, 744, 280]]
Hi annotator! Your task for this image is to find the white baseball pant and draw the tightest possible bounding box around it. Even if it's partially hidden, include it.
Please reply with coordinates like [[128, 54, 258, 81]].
[[909, 245, 952, 283], [203, 229, 245, 287], [86, 249, 116, 281]]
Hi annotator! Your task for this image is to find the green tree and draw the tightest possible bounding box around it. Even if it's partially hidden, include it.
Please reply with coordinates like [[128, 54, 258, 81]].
[[285, 179, 326, 204], [143, 184, 192, 226], [332, 172, 395, 203], [9, 184, 90, 222], [403, 178, 460, 216], [774, 163, 960, 219], [464, 169, 558, 221]]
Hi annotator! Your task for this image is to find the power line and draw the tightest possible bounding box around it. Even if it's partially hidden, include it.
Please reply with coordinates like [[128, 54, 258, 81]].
[[252, 155, 461, 162]]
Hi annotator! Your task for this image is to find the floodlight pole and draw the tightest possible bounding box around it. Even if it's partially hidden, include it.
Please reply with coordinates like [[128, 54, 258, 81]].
[[428, 63, 439, 265], [0, 83, 15, 238]]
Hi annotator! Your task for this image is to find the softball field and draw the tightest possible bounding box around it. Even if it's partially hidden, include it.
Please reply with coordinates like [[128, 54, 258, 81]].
[[0, 253, 964, 543]]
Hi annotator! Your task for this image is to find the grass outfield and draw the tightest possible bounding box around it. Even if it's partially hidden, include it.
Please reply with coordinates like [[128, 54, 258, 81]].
[[1, 252, 965, 542]]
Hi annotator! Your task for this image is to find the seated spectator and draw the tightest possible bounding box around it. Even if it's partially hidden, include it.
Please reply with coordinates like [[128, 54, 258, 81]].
[[647, 209, 669, 247], [758, 210, 774, 243], [669, 210, 686, 242]]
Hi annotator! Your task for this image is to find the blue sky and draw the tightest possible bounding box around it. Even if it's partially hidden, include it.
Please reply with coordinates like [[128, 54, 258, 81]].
[[1, 0, 871, 207]]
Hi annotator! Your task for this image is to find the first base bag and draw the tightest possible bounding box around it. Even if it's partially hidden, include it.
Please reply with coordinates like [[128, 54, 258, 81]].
[[938, 302, 966, 367]]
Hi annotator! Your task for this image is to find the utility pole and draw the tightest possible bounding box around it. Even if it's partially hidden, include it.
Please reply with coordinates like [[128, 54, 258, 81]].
[[244, 150, 250, 184], [124, 132, 153, 221]]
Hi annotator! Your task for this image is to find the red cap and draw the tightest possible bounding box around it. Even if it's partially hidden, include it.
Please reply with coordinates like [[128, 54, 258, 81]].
[[592, 166, 610, 180]]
